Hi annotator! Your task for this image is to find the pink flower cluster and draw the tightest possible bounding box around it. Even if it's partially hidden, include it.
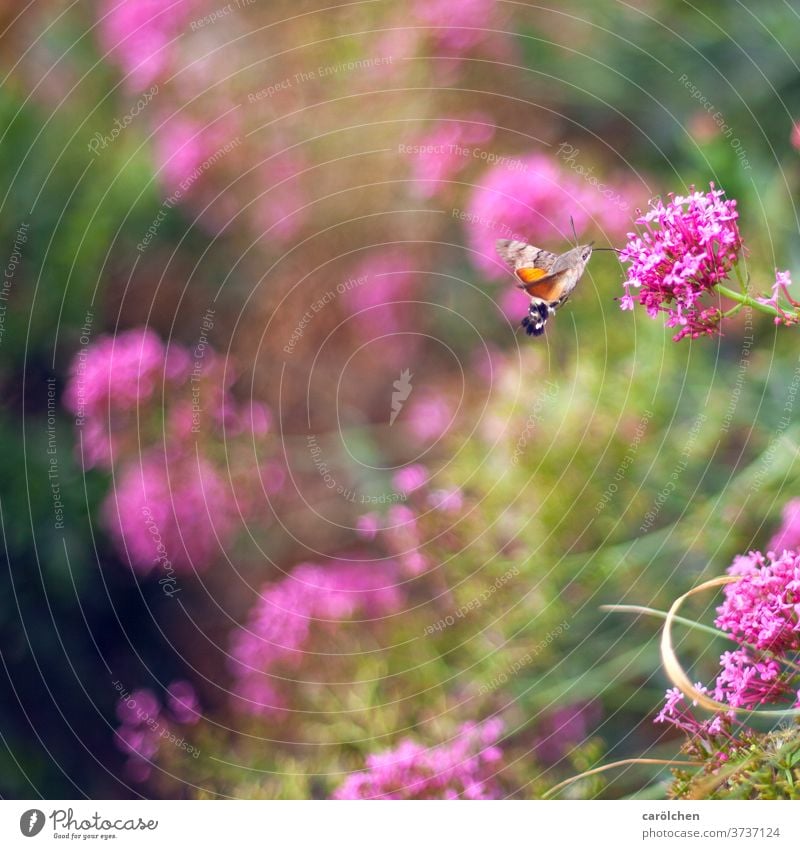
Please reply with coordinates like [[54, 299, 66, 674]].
[[64, 328, 189, 468], [64, 326, 274, 575], [656, 545, 800, 741], [655, 685, 729, 741], [716, 551, 800, 657], [619, 185, 743, 340], [229, 560, 405, 715], [102, 452, 238, 576], [466, 154, 634, 278], [115, 681, 200, 781], [98, 0, 197, 91], [334, 718, 504, 799]]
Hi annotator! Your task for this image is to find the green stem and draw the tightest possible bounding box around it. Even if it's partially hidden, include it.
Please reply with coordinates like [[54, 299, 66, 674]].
[[601, 604, 800, 675], [600, 604, 727, 642], [715, 283, 788, 321]]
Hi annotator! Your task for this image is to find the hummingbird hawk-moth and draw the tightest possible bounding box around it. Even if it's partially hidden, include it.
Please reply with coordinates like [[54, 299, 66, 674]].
[[496, 239, 594, 336]]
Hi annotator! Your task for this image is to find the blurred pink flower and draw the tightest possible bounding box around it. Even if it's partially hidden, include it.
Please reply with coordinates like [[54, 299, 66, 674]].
[[98, 0, 196, 91], [345, 249, 418, 334], [414, 0, 500, 55], [166, 680, 201, 725], [385, 505, 430, 575], [334, 718, 504, 799], [768, 498, 800, 554], [64, 327, 168, 420], [102, 452, 237, 575], [259, 460, 287, 495], [405, 116, 494, 198], [792, 122, 800, 151], [151, 116, 229, 198], [344, 250, 421, 366], [229, 559, 404, 715], [533, 701, 600, 765], [255, 152, 309, 242], [356, 512, 380, 540], [757, 270, 796, 324], [466, 154, 632, 278], [392, 464, 428, 494], [428, 487, 463, 513], [115, 680, 201, 781], [405, 393, 453, 442]]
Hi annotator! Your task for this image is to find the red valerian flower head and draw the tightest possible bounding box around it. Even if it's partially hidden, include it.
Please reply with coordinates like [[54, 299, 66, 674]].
[[620, 184, 743, 340]]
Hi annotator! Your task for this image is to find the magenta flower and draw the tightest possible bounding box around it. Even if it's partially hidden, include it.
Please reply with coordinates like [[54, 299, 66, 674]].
[[656, 546, 800, 742], [757, 270, 799, 325], [334, 719, 504, 799], [229, 559, 404, 716], [619, 185, 743, 340], [655, 685, 729, 739], [713, 648, 791, 710], [715, 551, 800, 655]]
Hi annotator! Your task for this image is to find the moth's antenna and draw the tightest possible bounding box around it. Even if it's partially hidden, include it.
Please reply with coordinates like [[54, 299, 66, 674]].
[[593, 247, 623, 253], [570, 215, 578, 246]]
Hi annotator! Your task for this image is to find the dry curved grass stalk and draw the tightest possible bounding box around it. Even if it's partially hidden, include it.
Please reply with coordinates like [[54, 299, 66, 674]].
[[659, 574, 739, 711]]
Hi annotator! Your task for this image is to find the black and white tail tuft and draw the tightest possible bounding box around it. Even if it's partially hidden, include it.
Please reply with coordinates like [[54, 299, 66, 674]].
[[521, 302, 552, 337]]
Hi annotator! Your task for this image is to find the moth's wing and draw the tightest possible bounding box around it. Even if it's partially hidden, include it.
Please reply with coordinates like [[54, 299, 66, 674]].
[[495, 239, 557, 272], [518, 269, 571, 302]]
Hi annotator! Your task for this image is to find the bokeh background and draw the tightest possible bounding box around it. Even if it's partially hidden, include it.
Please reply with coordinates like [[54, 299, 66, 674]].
[[2, 0, 800, 799]]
